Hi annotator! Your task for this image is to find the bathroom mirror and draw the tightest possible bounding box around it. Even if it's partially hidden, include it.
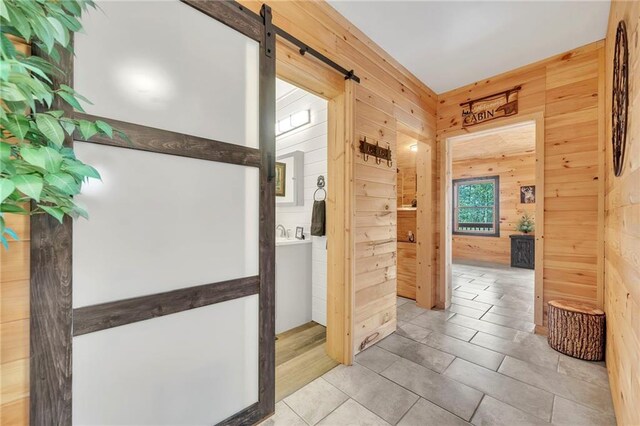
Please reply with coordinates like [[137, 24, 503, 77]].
[[276, 151, 304, 206]]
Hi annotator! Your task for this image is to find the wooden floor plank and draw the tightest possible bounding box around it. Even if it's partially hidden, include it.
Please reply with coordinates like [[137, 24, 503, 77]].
[[275, 322, 339, 401]]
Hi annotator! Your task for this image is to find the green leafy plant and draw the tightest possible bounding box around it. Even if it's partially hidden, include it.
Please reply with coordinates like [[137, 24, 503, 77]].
[[0, 0, 125, 249], [516, 211, 535, 234]]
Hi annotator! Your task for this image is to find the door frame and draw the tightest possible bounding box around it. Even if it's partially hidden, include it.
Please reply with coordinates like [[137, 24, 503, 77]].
[[275, 63, 355, 366], [440, 111, 545, 326], [30, 2, 276, 425], [395, 121, 434, 309]]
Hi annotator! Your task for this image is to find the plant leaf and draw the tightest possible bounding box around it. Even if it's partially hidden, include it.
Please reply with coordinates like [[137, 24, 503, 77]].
[[0, 178, 16, 203], [2, 114, 30, 140], [0, 142, 12, 160], [62, 161, 101, 180], [38, 205, 64, 223], [12, 174, 43, 202], [57, 90, 84, 112], [20, 145, 63, 172], [78, 120, 98, 139], [94, 120, 113, 138], [44, 172, 78, 195], [0, 32, 17, 59], [47, 16, 69, 45], [4, 226, 18, 240], [0, 202, 28, 214], [35, 113, 65, 147]]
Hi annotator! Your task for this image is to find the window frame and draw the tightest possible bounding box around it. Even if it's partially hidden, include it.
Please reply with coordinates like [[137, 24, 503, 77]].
[[452, 175, 500, 237]]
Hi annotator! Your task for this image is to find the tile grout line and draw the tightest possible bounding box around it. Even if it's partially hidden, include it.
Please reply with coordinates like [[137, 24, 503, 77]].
[[311, 397, 351, 426], [393, 397, 420, 426], [468, 392, 486, 423], [281, 398, 310, 425]]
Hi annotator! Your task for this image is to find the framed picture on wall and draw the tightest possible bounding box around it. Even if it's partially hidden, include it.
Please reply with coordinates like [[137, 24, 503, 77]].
[[520, 185, 535, 204], [275, 162, 286, 197]]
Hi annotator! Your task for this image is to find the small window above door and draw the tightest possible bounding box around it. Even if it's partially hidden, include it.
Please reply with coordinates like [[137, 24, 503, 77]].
[[453, 176, 500, 237]]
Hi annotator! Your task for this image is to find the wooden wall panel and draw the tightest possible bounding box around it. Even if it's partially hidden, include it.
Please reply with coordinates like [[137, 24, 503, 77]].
[[437, 40, 606, 322], [604, 2, 640, 425], [0, 37, 30, 426], [452, 153, 536, 265], [352, 85, 398, 353]]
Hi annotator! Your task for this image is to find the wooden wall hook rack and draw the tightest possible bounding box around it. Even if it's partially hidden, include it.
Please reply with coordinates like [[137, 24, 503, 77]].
[[359, 137, 393, 167]]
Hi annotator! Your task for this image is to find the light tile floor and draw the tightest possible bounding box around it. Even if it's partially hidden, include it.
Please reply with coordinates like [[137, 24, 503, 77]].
[[261, 261, 615, 426]]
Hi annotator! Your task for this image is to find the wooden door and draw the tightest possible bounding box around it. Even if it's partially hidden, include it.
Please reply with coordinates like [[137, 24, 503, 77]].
[[30, 2, 276, 424]]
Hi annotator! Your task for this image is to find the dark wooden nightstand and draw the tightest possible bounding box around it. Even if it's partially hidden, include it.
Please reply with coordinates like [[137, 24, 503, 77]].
[[510, 234, 535, 269]]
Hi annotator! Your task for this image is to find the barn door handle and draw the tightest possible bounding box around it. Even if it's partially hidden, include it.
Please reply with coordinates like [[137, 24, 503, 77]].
[[268, 153, 275, 181]]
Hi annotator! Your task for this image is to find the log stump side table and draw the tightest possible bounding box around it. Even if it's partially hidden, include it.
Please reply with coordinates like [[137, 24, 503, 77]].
[[547, 300, 605, 361]]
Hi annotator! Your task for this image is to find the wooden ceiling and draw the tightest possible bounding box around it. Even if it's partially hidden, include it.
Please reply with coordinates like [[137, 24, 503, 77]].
[[451, 122, 535, 161]]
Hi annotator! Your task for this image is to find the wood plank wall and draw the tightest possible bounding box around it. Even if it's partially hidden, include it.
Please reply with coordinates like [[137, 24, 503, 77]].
[[437, 41, 606, 322], [236, 1, 439, 356], [452, 153, 536, 265], [604, 2, 640, 425], [0, 37, 31, 426]]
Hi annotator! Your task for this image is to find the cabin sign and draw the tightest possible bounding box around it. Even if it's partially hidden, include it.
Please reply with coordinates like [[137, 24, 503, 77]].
[[460, 86, 521, 127]]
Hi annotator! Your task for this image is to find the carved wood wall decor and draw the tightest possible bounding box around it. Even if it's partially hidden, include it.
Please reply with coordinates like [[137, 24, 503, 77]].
[[460, 86, 521, 127], [612, 20, 629, 177]]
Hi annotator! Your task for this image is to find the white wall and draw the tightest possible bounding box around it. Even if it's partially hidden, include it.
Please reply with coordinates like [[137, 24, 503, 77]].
[[275, 82, 328, 326]]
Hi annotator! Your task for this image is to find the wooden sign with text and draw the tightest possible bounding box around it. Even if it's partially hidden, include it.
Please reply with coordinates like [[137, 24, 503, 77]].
[[460, 86, 521, 127]]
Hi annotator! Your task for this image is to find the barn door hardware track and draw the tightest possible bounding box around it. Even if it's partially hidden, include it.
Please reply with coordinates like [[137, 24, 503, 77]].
[[274, 26, 360, 83], [243, 2, 360, 83]]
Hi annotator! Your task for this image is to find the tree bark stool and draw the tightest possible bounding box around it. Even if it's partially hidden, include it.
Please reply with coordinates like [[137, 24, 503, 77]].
[[547, 300, 605, 361]]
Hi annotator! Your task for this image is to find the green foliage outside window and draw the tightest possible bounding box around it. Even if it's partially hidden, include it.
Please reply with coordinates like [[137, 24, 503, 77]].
[[0, 0, 126, 249], [457, 181, 495, 224]]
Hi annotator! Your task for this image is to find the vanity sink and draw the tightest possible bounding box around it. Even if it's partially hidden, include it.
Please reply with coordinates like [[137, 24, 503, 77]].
[[276, 237, 311, 246]]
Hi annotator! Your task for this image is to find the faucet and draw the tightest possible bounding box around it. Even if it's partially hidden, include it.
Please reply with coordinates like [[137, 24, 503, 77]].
[[276, 224, 286, 238]]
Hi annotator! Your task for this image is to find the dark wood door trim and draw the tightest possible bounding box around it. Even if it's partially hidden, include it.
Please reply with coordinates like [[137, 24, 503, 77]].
[[73, 112, 262, 168], [257, 3, 276, 419], [30, 2, 276, 425], [73, 276, 260, 336], [181, 0, 262, 42], [30, 42, 74, 426]]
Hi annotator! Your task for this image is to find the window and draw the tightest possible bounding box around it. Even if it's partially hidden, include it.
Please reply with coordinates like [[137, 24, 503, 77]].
[[453, 176, 499, 236]]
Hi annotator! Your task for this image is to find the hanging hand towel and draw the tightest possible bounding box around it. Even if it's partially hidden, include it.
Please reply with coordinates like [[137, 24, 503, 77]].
[[311, 200, 326, 236]]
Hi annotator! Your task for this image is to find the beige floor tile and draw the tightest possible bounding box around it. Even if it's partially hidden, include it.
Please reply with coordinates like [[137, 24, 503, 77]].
[[284, 378, 349, 425], [551, 396, 616, 426], [470, 332, 559, 370], [382, 358, 483, 421], [448, 314, 520, 340], [410, 313, 477, 342], [480, 312, 536, 332], [259, 401, 306, 426], [355, 346, 400, 373], [487, 305, 534, 322], [471, 396, 550, 426], [323, 364, 418, 425], [317, 399, 390, 426], [556, 355, 609, 389], [450, 297, 493, 311], [447, 303, 487, 319], [396, 322, 433, 342], [497, 356, 614, 414], [444, 358, 554, 421], [422, 331, 504, 370], [398, 398, 470, 426], [377, 334, 455, 373]]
